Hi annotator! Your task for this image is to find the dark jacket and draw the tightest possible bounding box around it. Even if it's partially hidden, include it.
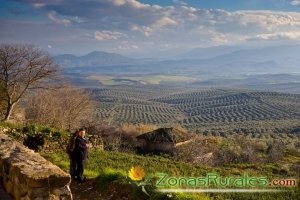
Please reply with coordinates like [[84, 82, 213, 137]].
[[74, 136, 88, 160]]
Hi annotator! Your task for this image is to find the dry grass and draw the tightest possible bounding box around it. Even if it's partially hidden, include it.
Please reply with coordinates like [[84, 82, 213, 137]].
[[120, 123, 159, 136]]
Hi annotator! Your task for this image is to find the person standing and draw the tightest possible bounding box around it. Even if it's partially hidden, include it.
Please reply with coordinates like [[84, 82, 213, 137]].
[[73, 128, 88, 183]]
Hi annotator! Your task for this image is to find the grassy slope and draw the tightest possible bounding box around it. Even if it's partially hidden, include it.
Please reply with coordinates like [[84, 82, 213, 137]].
[[42, 150, 297, 178], [42, 150, 300, 200]]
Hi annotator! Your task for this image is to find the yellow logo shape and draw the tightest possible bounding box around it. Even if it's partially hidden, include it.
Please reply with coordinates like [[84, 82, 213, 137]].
[[128, 166, 145, 181]]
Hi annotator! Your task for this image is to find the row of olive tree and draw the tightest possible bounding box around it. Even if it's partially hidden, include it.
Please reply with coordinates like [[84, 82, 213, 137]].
[[0, 44, 95, 131]]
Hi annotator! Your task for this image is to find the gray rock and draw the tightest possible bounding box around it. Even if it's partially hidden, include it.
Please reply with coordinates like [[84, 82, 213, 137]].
[[0, 133, 72, 200]]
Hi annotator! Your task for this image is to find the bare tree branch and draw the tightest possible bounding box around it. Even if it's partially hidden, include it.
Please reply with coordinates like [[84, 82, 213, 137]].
[[0, 44, 58, 121], [24, 84, 95, 131]]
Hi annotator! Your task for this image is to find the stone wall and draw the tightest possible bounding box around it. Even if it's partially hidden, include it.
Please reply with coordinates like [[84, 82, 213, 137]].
[[0, 127, 103, 153], [43, 134, 104, 153], [0, 133, 72, 200]]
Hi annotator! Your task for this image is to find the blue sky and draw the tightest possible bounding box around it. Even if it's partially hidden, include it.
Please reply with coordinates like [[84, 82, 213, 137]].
[[1, 0, 300, 55], [141, 0, 299, 11]]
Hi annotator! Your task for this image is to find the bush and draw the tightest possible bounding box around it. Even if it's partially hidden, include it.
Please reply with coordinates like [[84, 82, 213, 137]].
[[52, 131, 62, 138], [22, 125, 37, 135], [40, 126, 53, 134], [23, 134, 44, 151]]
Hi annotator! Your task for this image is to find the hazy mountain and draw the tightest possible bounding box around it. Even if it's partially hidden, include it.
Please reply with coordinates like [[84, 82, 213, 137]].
[[54, 51, 135, 68], [56, 44, 300, 77], [155, 44, 300, 75], [179, 45, 242, 59], [205, 45, 300, 63], [57, 45, 300, 93], [80, 51, 133, 64], [54, 54, 79, 68]]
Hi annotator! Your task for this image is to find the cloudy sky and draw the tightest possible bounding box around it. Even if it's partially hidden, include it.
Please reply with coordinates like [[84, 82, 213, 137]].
[[1, 0, 300, 55]]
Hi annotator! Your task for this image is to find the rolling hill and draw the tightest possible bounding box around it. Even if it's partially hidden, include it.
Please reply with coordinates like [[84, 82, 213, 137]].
[[93, 85, 300, 134]]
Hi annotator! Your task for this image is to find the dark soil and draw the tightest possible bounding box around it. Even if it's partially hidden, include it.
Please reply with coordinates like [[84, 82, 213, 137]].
[[70, 179, 142, 200]]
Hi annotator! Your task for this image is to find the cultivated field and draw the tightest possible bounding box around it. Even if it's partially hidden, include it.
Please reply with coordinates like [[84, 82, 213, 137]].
[[88, 74, 196, 85], [92, 85, 300, 135]]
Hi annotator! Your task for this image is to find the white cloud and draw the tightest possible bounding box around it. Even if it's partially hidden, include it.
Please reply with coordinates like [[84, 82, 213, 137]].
[[250, 31, 300, 40], [111, 0, 149, 8], [112, 0, 126, 6], [130, 25, 153, 36], [173, 0, 188, 6], [155, 17, 178, 27], [131, 17, 177, 36], [118, 44, 139, 50], [9, 0, 300, 52], [47, 11, 71, 27], [72, 16, 84, 23], [94, 30, 127, 41], [209, 32, 229, 45], [33, 3, 45, 8], [233, 11, 300, 30], [290, 0, 300, 5]]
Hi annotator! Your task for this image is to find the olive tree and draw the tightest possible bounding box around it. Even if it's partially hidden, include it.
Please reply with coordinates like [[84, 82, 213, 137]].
[[0, 44, 58, 121]]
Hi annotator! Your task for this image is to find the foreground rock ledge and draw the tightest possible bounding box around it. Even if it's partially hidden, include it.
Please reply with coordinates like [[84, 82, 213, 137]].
[[0, 133, 72, 200]]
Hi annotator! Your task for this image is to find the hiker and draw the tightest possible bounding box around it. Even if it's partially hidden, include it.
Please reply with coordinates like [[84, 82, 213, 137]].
[[73, 128, 88, 183], [66, 130, 79, 180]]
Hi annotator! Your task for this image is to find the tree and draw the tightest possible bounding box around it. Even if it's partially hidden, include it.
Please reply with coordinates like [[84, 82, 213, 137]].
[[25, 85, 95, 131], [0, 44, 58, 121], [0, 80, 6, 118]]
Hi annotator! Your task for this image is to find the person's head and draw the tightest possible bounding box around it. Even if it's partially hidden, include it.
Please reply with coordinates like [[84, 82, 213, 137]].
[[78, 128, 86, 138]]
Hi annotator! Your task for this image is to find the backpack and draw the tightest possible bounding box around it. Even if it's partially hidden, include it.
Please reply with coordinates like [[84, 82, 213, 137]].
[[66, 132, 78, 155]]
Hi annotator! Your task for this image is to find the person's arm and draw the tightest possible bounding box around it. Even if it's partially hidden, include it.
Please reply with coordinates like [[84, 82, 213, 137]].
[[76, 138, 87, 160], [78, 140, 87, 150]]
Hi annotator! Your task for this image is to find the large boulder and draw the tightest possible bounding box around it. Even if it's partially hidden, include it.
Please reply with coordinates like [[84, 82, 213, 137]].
[[0, 133, 72, 200]]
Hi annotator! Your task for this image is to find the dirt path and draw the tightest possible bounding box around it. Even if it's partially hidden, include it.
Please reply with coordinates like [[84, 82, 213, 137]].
[[70, 179, 104, 200], [0, 179, 103, 200], [70, 179, 140, 200]]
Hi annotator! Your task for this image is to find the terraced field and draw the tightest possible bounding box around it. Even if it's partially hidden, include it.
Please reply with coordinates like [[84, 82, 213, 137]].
[[92, 85, 300, 131]]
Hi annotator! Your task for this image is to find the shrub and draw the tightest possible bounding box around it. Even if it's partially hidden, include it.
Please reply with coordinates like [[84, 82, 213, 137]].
[[22, 125, 37, 135], [23, 134, 44, 151]]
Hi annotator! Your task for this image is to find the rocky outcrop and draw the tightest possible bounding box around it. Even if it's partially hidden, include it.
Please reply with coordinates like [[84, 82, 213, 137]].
[[0, 133, 72, 200]]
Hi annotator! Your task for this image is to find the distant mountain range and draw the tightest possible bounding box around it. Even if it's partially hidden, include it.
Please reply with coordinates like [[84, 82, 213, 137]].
[[167, 44, 300, 75], [54, 51, 135, 68], [55, 45, 300, 93], [179, 45, 242, 60], [55, 45, 300, 75]]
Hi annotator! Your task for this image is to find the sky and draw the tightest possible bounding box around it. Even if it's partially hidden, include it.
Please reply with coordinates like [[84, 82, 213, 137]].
[[1, 0, 300, 55]]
